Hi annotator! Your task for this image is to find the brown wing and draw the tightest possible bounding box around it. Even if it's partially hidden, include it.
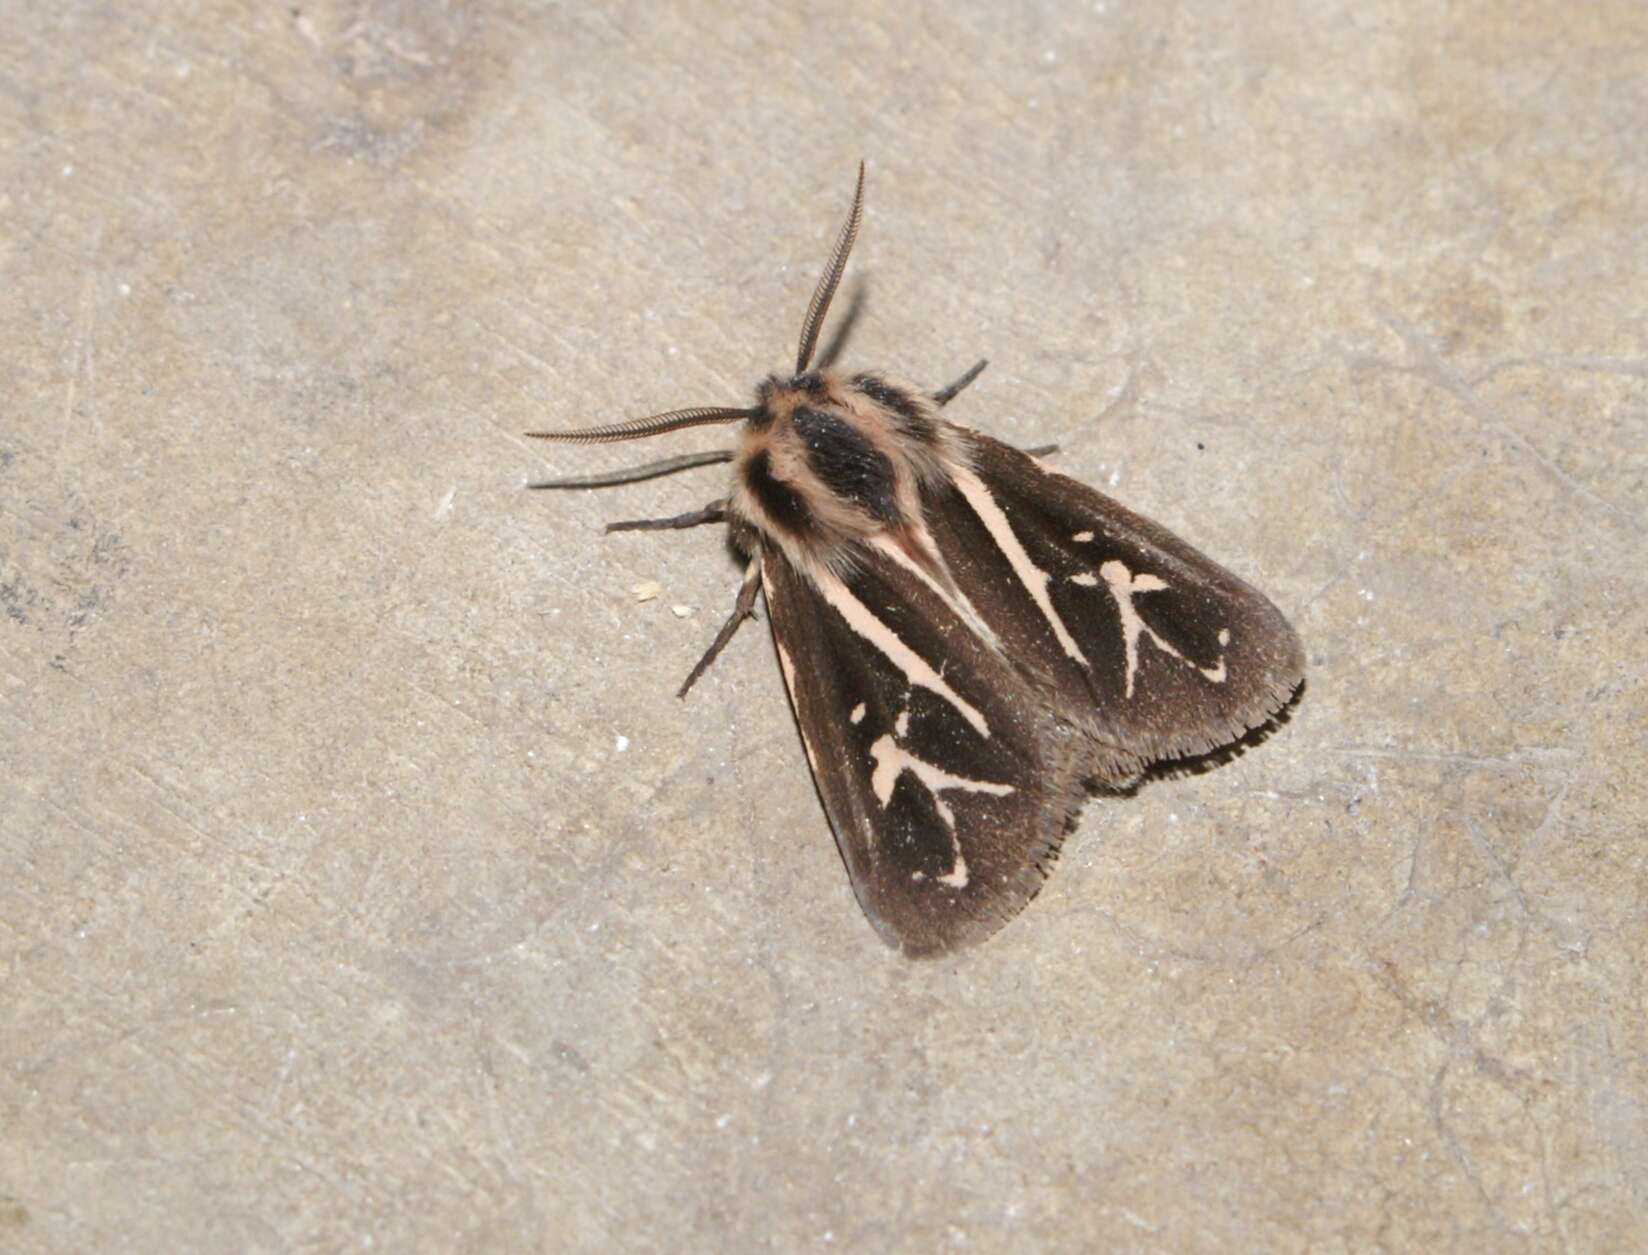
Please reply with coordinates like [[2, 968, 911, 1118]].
[[759, 541, 1095, 957], [922, 431, 1304, 776]]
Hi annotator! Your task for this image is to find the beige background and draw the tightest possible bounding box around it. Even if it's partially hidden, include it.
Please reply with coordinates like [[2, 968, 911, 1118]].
[[4, 2, 1646, 1251]]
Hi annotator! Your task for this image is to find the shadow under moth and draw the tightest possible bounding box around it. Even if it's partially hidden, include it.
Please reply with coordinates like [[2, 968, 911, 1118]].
[[531, 165, 1304, 957]]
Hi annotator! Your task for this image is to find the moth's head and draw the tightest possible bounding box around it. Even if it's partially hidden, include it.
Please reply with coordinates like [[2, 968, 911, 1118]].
[[525, 164, 869, 450], [751, 370, 827, 423]]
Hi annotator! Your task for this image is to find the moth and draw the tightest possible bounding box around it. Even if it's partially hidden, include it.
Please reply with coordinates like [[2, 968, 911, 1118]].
[[530, 165, 1304, 956]]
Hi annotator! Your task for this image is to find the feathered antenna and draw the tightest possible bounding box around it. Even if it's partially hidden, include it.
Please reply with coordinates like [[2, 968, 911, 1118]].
[[525, 405, 754, 445], [793, 161, 865, 375]]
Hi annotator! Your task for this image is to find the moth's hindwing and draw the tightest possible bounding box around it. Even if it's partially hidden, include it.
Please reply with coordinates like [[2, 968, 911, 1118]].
[[928, 431, 1305, 773], [761, 543, 1090, 957]]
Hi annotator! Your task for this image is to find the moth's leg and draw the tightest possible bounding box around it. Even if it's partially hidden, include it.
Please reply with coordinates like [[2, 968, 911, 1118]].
[[678, 555, 763, 698], [931, 359, 989, 407], [930, 361, 1056, 455], [606, 500, 727, 534], [527, 449, 734, 490]]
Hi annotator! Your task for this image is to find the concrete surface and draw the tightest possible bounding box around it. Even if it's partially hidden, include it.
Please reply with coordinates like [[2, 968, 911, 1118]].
[[3, 2, 1645, 1250]]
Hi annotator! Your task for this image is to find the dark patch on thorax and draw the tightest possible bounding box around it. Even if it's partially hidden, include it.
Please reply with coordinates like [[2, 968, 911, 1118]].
[[852, 373, 935, 443], [743, 448, 813, 536], [792, 405, 901, 524]]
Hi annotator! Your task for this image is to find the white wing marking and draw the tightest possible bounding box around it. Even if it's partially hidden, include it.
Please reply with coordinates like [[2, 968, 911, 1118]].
[[869, 527, 1001, 652], [814, 568, 991, 738], [1097, 559, 1230, 697], [950, 464, 1090, 667], [868, 726, 1015, 890], [773, 639, 822, 773]]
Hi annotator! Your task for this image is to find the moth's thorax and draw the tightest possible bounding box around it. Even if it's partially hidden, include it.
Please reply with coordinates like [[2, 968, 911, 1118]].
[[729, 370, 968, 580]]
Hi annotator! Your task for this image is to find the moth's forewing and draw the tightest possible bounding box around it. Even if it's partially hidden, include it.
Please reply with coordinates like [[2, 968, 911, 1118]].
[[761, 546, 1091, 957], [928, 432, 1305, 772]]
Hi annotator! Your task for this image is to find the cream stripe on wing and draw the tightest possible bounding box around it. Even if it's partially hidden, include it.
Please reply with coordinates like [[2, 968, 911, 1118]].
[[868, 732, 1015, 890], [949, 464, 1090, 667], [868, 529, 1001, 652], [773, 637, 822, 773], [812, 567, 992, 738]]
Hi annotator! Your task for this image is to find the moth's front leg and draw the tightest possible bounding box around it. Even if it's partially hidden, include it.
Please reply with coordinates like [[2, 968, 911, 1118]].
[[677, 553, 764, 698], [931, 359, 1057, 456], [606, 500, 727, 533]]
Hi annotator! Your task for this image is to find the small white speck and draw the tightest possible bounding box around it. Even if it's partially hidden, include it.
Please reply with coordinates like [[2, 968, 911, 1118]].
[[117, 282, 131, 296], [1118, 1208, 1158, 1232], [1167, 812, 1179, 824], [849, 702, 866, 724], [175, 62, 191, 79], [1042, 49, 1057, 64], [1359, 589, 1375, 601], [666, 345, 679, 356], [715, 1113, 732, 1129], [614, 735, 629, 752], [434, 485, 456, 519], [62, 164, 74, 177], [1108, 469, 1121, 487], [589, 922, 600, 931], [670, 604, 695, 618]]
